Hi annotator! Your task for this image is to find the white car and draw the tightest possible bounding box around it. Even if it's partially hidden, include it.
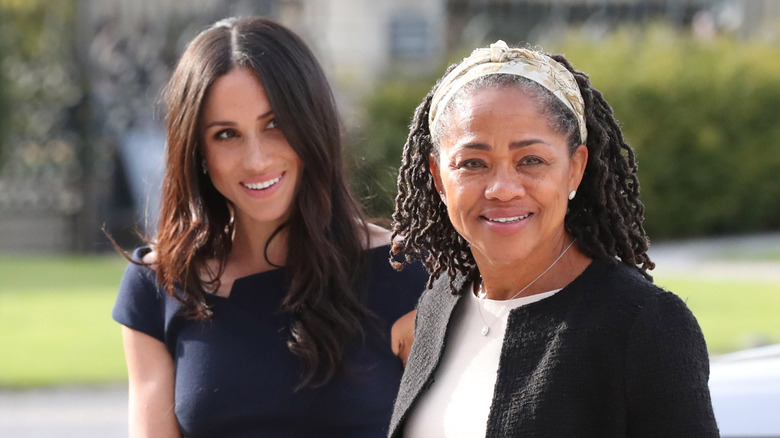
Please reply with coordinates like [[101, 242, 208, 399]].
[[709, 344, 780, 437]]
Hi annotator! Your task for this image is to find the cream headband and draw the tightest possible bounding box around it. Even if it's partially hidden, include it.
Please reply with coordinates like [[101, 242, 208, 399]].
[[429, 40, 587, 144]]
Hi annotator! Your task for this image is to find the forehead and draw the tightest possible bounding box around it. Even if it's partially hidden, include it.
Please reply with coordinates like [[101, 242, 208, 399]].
[[440, 87, 548, 137], [201, 67, 271, 120], [459, 86, 535, 116], [435, 81, 537, 136]]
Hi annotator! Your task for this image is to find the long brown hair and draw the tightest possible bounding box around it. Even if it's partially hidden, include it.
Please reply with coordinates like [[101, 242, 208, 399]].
[[154, 17, 370, 388], [391, 51, 654, 291]]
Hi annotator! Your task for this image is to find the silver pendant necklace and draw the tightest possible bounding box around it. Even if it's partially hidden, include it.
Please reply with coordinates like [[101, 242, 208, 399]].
[[476, 239, 576, 336]]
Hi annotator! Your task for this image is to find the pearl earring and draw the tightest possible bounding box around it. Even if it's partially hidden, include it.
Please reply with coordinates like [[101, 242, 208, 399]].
[[202, 159, 208, 175], [568, 190, 576, 200]]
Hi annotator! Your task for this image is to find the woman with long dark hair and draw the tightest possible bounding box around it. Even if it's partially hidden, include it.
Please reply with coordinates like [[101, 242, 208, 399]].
[[389, 41, 718, 437], [112, 17, 426, 437]]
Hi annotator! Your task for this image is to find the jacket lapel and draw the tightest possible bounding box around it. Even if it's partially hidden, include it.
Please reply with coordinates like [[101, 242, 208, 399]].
[[389, 273, 467, 437]]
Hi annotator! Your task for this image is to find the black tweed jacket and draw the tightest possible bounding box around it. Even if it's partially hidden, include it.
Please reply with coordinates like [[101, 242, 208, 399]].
[[389, 257, 719, 437]]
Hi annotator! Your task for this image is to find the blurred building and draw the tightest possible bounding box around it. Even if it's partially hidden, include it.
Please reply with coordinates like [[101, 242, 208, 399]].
[[445, 0, 780, 47], [0, 0, 778, 252]]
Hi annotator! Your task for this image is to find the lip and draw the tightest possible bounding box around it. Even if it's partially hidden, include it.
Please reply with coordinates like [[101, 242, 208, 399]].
[[480, 208, 533, 234], [240, 171, 285, 198]]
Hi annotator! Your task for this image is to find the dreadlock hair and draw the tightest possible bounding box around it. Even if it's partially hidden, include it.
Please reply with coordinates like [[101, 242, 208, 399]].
[[391, 51, 654, 293]]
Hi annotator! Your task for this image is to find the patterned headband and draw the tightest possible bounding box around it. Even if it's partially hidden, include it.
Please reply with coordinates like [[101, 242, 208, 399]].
[[429, 40, 587, 144]]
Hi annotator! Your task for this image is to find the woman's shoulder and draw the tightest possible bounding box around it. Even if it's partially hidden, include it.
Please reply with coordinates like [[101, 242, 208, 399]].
[[138, 247, 158, 266], [585, 257, 666, 297], [116, 247, 171, 302], [119, 246, 160, 288], [583, 257, 695, 320], [427, 271, 469, 294], [113, 246, 175, 343], [365, 222, 393, 249], [415, 272, 464, 312], [363, 223, 429, 285], [360, 231, 430, 317], [572, 259, 707, 366], [366, 240, 428, 288]]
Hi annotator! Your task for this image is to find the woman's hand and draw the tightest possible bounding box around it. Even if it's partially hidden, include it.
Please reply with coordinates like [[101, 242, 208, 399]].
[[122, 326, 181, 438], [391, 310, 417, 367]]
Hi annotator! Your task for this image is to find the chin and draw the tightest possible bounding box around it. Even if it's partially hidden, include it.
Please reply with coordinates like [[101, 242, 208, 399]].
[[472, 243, 527, 265]]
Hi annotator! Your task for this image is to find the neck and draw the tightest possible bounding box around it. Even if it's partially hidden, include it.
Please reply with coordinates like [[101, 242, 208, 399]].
[[230, 218, 288, 273], [475, 236, 587, 300]]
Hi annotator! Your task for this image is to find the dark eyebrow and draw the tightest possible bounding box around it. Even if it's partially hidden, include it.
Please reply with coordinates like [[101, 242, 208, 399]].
[[510, 139, 550, 149], [458, 138, 549, 151], [203, 110, 274, 130]]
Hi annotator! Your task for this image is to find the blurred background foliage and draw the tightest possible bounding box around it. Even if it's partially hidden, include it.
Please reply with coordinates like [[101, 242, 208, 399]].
[[348, 80, 436, 219], [0, 1, 778, 247], [350, 23, 780, 240], [0, 0, 89, 241], [558, 24, 780, 239]]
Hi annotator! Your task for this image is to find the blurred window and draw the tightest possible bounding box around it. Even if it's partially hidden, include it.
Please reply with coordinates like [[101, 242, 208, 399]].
[[389, 14, 432, 60]]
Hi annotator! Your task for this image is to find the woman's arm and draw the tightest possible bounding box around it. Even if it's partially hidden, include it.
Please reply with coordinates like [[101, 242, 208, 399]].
[[122, 326, 180, 438], [624, 292, 719, 437], [391, 310, 417, 367]]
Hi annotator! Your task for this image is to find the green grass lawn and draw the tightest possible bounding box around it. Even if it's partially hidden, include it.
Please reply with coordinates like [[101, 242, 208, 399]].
[[0, 254, 778, 387], [0, 254, 129, 387], [656, 275, 780, 354]]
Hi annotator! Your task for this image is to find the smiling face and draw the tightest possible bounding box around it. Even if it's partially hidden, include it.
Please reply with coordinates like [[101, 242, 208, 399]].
[[200, 67, 303, 232], [430, 85, 587, 270]]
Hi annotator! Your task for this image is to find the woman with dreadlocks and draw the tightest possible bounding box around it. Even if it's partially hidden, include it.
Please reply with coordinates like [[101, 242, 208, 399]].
[[387, 41, 718, 437]]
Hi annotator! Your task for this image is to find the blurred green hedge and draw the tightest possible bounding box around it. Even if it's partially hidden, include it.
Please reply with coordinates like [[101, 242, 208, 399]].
[[556, 25, 780, 238], [351, 25, 780, 239], [348, 81, 434, 219]]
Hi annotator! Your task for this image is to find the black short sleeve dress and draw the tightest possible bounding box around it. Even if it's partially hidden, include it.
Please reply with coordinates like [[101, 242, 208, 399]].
[[113, 244, 427, 438]]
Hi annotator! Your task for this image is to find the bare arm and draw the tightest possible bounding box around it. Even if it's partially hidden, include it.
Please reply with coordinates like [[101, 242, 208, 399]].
[[391, 310, 417, 367], [122, 326, 180, 438]]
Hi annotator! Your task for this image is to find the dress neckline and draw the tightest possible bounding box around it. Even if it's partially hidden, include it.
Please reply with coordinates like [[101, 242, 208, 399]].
[[210, 243, 394, 301]]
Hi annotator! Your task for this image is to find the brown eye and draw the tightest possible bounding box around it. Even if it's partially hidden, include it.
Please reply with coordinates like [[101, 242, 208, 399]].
[[520, 156, 544, 166], [215, 129, 238, 140], [460, 159, 486, 169]]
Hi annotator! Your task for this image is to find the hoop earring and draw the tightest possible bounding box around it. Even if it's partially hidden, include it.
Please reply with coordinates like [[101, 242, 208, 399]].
[[568, 190, 576, 200]]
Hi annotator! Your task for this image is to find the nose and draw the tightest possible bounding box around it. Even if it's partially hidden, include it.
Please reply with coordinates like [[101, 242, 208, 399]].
[[243, 135, 272, 170], [484, 166, 525, 201]]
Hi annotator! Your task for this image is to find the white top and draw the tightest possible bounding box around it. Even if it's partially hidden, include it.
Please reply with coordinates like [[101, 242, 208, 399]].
[[403, 285, 560, 438]]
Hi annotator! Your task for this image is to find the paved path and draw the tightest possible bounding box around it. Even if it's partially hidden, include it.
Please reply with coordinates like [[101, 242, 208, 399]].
[[0, 385, 127, 437], [648, 232, 780, 281]]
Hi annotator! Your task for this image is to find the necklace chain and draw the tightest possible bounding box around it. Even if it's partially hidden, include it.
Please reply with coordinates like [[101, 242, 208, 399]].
[[476, 239, 577, 336]]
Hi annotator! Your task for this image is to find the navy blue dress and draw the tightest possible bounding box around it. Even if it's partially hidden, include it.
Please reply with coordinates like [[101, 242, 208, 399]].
[[112, 244, 427, 437]]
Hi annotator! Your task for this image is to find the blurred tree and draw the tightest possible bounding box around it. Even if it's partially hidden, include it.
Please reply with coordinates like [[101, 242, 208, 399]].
[[0, 9, 8, 169], [348, 80, 433, 220], [0, 0, 88, 251], [555, 24, 780, 238], [0, 0, 279, 252]]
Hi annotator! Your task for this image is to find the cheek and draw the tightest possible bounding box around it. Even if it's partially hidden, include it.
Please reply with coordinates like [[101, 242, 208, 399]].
[[442, 175, 483, 226], [536, 176, 568, 216], [202, 142, 228, 170], [287, 148, 304, 177], [440, 171, 463, 203], [204, 154, 232, 181], [444, 170, 481, 196], [447, 177, 470, 200]]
